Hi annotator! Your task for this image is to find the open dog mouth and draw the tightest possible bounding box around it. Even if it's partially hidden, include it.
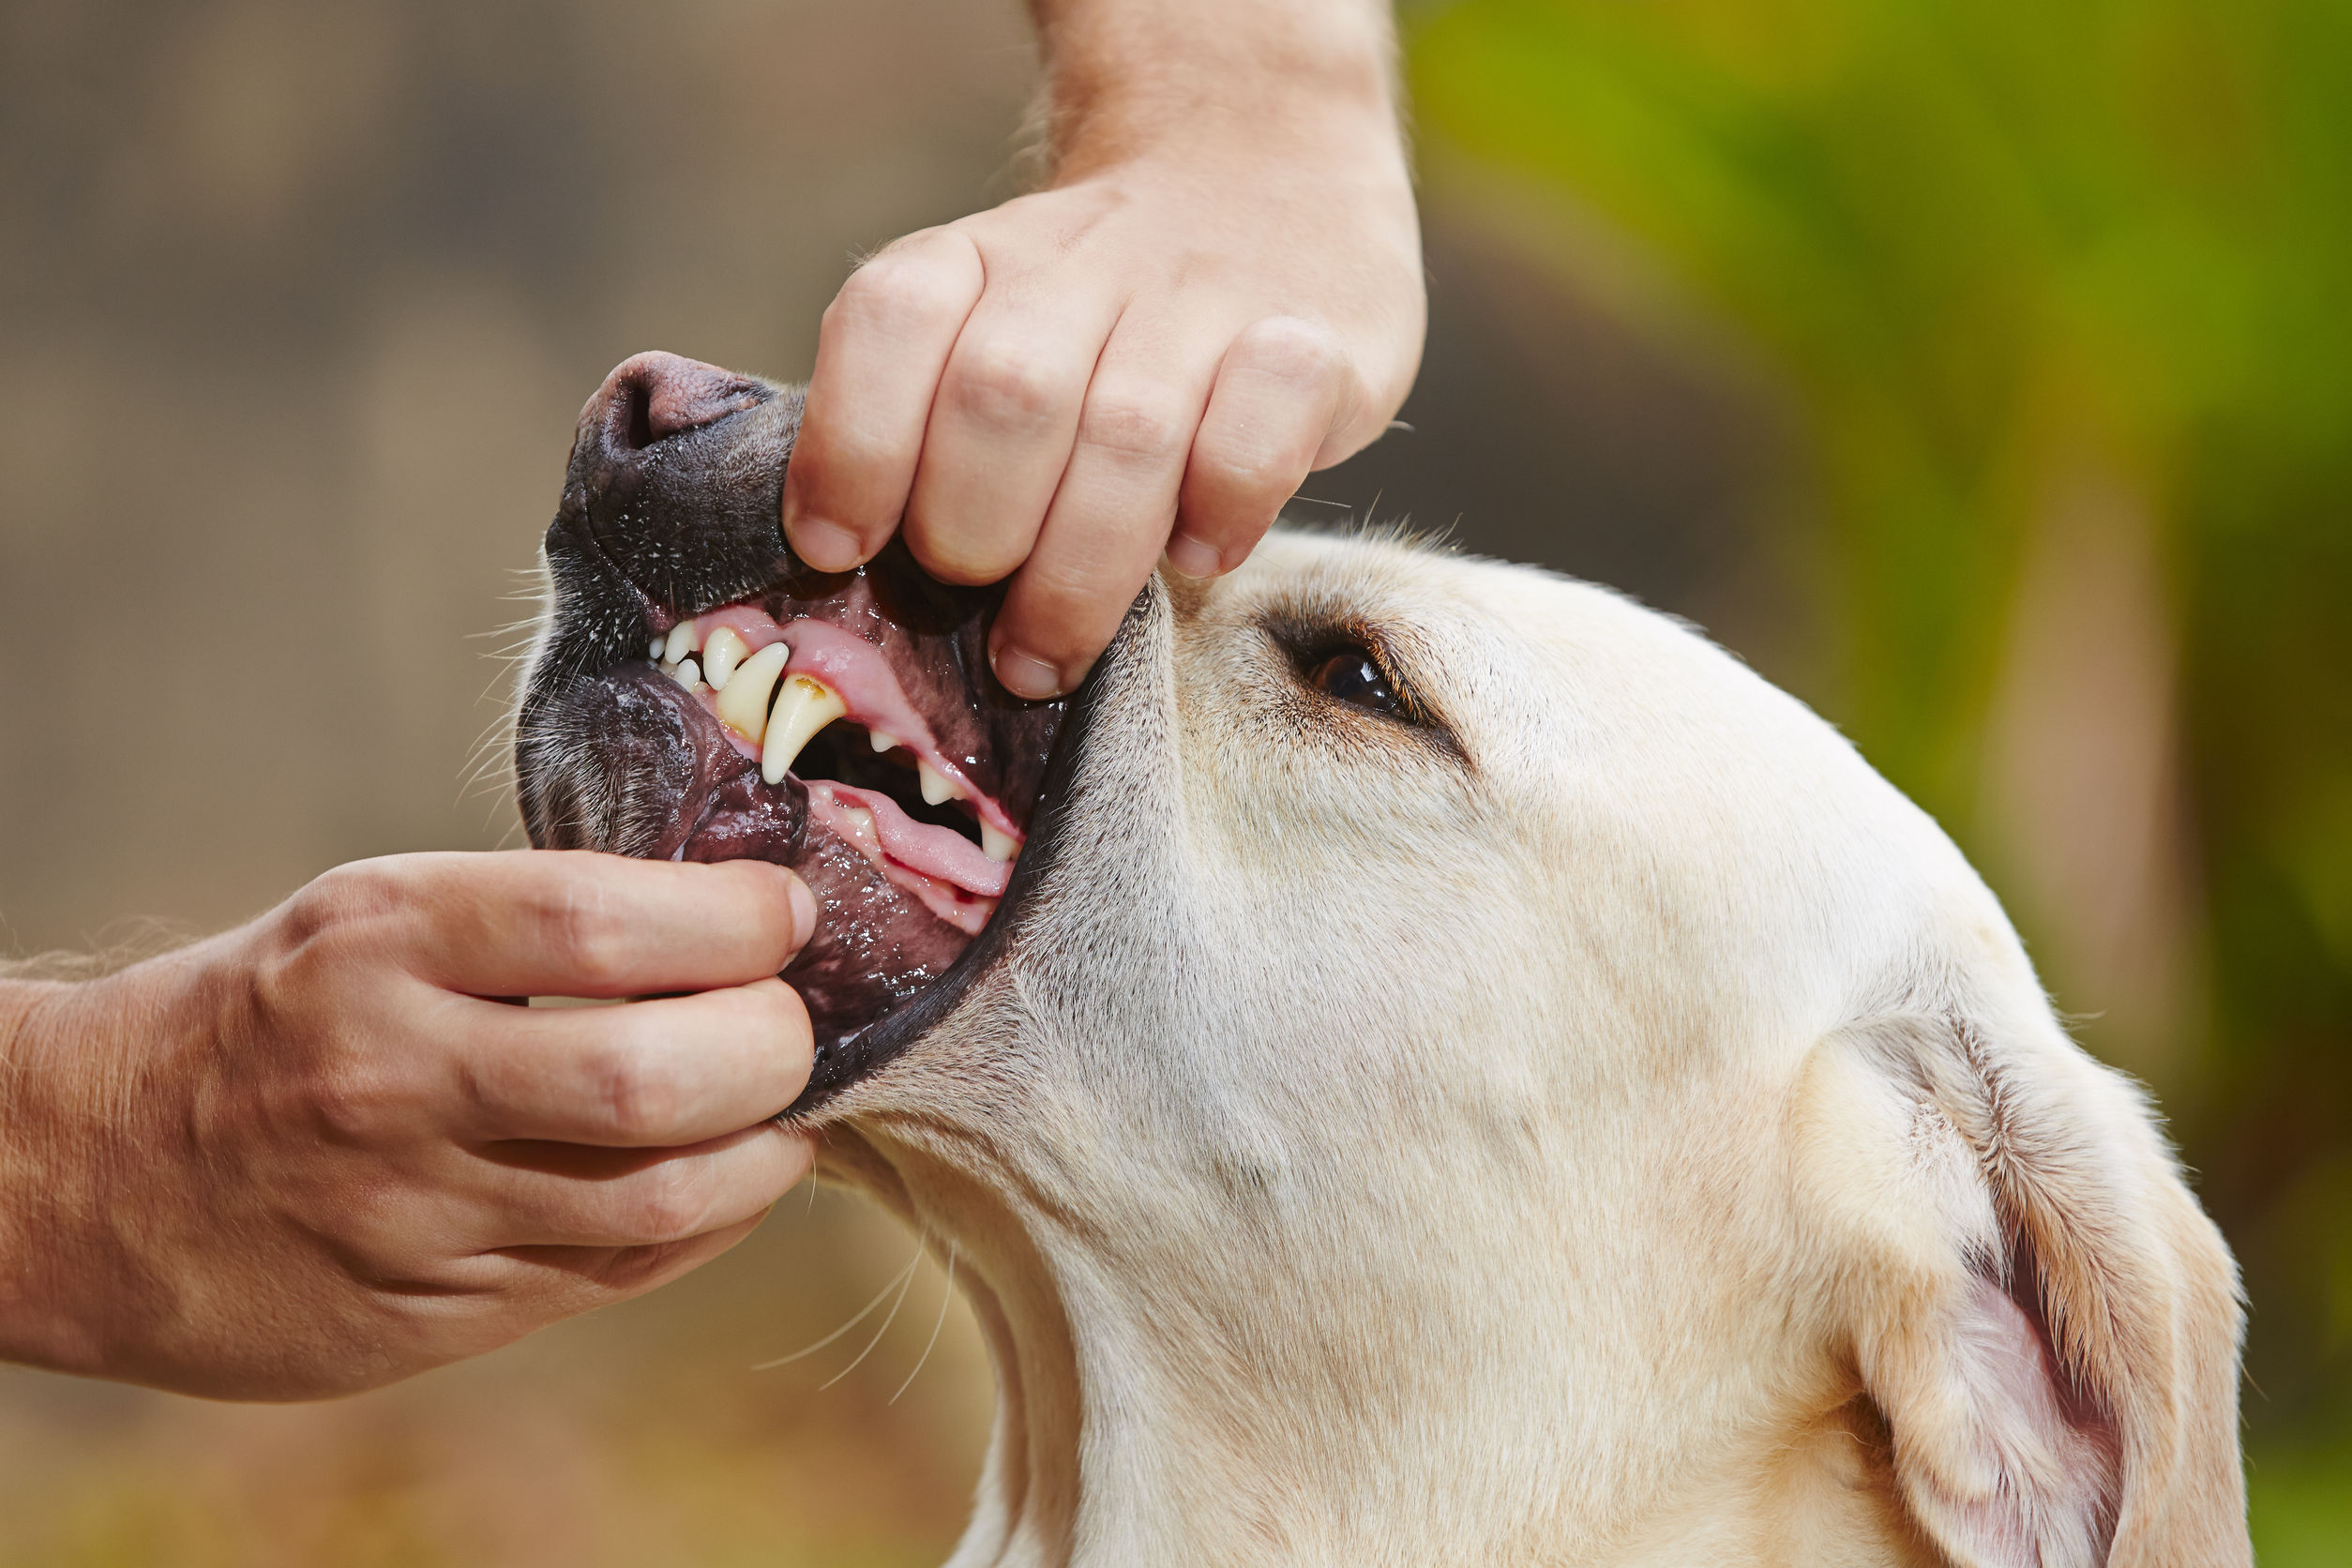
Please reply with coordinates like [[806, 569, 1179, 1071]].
[[514, 353, 1072, 1107]]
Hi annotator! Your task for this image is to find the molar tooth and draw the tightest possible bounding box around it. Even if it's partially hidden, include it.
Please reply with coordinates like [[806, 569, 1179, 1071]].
[[701, 626, 749, 690], [981, 823, 1019, 863], [761, 675, 848, 785], [663, 621, 699, 664], [917, 759, 962, 806], [715, 642, 790, 742], [868, 729, 899, 754]]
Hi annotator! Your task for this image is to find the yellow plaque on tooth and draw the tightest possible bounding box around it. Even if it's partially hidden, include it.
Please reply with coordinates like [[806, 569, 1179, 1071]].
[[716, 642, 790, 742], [761, 676, 849, 784]]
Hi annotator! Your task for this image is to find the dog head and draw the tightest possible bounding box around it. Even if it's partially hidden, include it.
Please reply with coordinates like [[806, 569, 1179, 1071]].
[[515, 354, 2247, 1567]]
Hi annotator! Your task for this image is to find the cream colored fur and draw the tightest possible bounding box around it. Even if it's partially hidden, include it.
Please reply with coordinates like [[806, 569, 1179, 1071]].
[[803, 533, 2247, 1567]]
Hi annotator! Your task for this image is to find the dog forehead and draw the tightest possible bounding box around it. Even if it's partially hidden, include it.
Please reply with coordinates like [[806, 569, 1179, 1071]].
[[1196, 532, 1993, 1003], [1214, 532, 1808, 771]]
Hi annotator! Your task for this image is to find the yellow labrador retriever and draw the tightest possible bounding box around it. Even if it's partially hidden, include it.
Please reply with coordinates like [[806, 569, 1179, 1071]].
[[517, 354, 2248, 1567]]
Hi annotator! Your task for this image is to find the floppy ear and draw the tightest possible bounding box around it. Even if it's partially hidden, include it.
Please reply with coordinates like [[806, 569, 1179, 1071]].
[[1793, 994, 2247, 1568]]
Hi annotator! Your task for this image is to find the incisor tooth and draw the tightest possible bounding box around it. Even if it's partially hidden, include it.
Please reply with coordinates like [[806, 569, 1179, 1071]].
[[649, 638, 666, 661], [918, 759, 962, 805], [715, 642, 790, 742], [701, 626, 749, 689], [981, 822, 1018, 863], [762, 675, 848, 784], [663, 622, 698, 664], [868, 729, 898, 754], [670, 657, 701, 689]]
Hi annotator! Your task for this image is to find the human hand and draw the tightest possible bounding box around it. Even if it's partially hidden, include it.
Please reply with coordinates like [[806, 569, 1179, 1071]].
[[0, 852, 817, 1400], [781, 0, 1424, 699]]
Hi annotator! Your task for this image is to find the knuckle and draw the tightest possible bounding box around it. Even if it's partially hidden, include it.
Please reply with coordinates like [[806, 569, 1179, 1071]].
[[831, 248, 970, 336], [584, 1038, 679, 1143], [541, 897, 634, 991], [1078, 386, 1192, 465], [943, 340, 1073, 433], [1233, 315, 1349, 382], [623, 1166, 716, 1244], [282, 858, 408, 948], [1193, 430, 1300, 505], [299, 1060, 410, 1146]]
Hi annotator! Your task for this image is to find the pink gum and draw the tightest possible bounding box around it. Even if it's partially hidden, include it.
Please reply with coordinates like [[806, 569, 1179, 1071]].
[[691, 605, 1024, 842]]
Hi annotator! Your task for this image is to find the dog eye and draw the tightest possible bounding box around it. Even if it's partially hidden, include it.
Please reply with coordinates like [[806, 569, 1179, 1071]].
[[1309, 649, 1401, 716]]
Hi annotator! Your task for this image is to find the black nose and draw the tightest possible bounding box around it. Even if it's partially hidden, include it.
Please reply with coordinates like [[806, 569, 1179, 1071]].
[[577, 350, 765, 463], [556, 351, 805, 616]]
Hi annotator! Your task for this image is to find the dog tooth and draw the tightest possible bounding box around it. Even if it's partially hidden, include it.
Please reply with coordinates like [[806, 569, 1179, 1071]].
[[715, 642, 790, 742], [663, 622, 698, 664], [761, 675, 848, 785], [918, 759, 962, 805], [981, 822, 1019, 863], [670, 656, 701, 689], [868, 729, 899, 754], [649, 638, 666, 661], [701, 626, 749, 690]]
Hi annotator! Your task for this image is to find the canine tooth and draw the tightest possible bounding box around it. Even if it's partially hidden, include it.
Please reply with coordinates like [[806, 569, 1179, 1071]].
[[868, 729, 898, 754], [663, 622, 698, 664], [918, 759, 962, 805], [761, 675, 848, 785], [701, 626, 749, 689], [981, 822, 1018, 863], [715, 642, 790, 742], [671, 657, 701, 689]]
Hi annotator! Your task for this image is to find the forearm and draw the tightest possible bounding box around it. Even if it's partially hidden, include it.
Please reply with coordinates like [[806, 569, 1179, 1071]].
[[1029, 0, 1404, 175]]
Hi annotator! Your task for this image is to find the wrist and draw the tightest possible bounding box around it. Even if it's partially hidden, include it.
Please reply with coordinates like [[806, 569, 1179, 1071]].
[[1034, 0, 1405, 184], [0, 977, 98, 1373], [0, 951, 220, 1381]]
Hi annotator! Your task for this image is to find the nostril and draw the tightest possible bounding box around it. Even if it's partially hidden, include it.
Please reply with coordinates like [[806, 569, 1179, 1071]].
[[589, 351, 764, 460], [617, 373, 657, 453]]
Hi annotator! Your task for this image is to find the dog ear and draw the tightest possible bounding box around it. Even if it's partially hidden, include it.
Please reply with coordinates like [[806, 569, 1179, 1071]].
[[1792, 996, 2247, 1568]]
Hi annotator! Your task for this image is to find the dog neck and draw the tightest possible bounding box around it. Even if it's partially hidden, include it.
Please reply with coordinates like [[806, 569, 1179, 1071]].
[[830, 1122, 1930, 1568]]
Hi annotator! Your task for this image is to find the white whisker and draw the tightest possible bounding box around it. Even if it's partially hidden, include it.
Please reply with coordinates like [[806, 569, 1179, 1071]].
[[888, 1243, 957, 1405], [752, 1244, 923, 1372], [817, 1239, 927, 1390]]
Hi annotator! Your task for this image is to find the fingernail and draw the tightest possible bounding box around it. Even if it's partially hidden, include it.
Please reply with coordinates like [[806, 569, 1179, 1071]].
[[1164, 531, 1223, 578], [790, 518, 862, 573], [784, 871, 818, 950], [992, 645, 1066, 700]]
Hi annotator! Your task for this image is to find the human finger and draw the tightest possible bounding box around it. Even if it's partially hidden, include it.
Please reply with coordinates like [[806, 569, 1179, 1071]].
[[987, 323, 1212, 697], [459, 977, 814, 1148], [366, 852, 813, 1001], [898, 285, 1124, 587], [783, 228, 987, 572], [490, 1210, 775, 1309], [1173, 316, 1360, 575], [473, 1122, 814, 1250]]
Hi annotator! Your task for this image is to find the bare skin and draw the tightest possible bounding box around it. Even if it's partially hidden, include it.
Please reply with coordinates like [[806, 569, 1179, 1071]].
[[783, 0, 1425, 698], [0, 853, 819, 1400]]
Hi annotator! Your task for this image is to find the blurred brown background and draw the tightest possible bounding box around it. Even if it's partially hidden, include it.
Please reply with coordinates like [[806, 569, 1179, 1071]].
[[4, 0, 2345, 1562]]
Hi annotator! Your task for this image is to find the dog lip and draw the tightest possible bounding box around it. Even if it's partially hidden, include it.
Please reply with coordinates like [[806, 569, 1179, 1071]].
[[782, 635, 1106, 1115]]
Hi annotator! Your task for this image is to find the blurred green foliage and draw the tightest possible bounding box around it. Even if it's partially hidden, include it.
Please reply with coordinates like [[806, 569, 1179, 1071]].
[[1407, 0, 2352, 1538]]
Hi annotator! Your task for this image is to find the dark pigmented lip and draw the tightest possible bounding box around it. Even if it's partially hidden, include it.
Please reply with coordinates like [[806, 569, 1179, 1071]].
[[515, 352, 1087, 1113], [783, 641, 1105, 1115]]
